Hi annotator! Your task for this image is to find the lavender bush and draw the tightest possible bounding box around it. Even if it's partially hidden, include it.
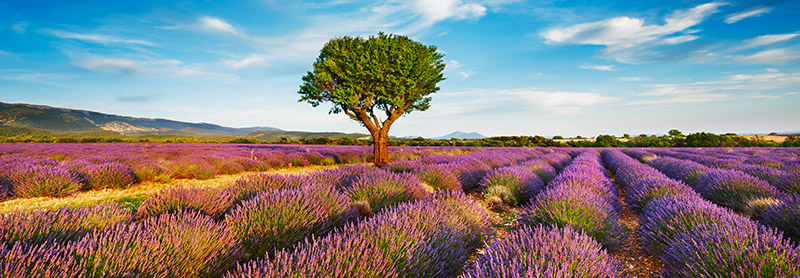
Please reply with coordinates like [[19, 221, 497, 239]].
[[479, 166, 544, 206], [8, 166, 83, 198], [0, 204, 132, 246], [756, 194, 800, 241], [346, 171, 430, 214], [626, 177, 701, 211], [695, 169, 782, 212], [464, 225, 623, 278], [663, 223, 800, 277], [519, 185, 626, 250], [224, 184, 354, 260], [413, 164, 462, 192], [137, 186, 232, 219]]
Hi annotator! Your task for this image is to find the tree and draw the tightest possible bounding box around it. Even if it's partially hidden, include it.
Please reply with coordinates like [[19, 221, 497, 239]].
[[668, 129, 684, 138], [299, 32, 446, 167], [594, 134, 621, 147]]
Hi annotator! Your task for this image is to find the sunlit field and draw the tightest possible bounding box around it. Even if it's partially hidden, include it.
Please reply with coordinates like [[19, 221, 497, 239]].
[[1, 143, 798, 277]]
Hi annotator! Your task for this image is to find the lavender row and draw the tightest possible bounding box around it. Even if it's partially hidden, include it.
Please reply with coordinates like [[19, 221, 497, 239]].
[[465, 150, 626, 277], [226, 191, 494, 278], [605, 149, 800, 276], [638, 151, 800, 241], [652, 148, 798, 193]]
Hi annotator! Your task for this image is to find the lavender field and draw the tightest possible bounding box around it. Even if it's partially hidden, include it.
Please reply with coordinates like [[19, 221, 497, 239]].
[[1, 144, 799, 277]]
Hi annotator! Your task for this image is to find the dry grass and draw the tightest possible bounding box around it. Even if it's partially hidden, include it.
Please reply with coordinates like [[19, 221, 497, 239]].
[[741, 134, 787, 143], [0, 164, 341, 213]]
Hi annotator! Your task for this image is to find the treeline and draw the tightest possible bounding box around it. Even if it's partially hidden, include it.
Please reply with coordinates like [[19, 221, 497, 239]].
[[2, 130, 798, 147]]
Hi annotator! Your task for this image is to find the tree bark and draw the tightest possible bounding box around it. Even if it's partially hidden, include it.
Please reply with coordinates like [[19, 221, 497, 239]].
[[372, 128, 390, 167]]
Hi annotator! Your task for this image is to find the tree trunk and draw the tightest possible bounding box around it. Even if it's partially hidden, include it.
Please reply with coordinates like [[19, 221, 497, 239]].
[[372, 129, 390, 167]]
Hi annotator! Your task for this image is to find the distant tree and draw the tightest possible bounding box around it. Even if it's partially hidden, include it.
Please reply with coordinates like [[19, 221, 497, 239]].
[[594, 134, 622, 147], [552, 135, 564, 140], [769, 132, 778, 136], [576, 135, 583, 139], [668, 129, 684, 137], [623, 134, 630, 139], [299, 32, 446, 167]]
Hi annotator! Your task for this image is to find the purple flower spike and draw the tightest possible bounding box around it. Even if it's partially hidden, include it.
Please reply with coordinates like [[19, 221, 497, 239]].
[[464, 225, 623, 278]]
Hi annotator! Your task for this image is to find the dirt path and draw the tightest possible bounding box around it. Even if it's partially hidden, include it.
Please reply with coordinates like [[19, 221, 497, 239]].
[[612, 178, 664, 277], [0, 164, 340, 213]]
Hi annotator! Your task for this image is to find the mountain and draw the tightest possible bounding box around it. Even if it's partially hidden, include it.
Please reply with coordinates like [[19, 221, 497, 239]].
[[0, 102, 281, 136], [431, 131, 487, 140]]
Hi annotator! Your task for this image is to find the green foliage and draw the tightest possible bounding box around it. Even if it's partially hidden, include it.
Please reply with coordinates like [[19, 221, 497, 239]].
[[594, 134, 622, 147], [298, 32, 446, 120]]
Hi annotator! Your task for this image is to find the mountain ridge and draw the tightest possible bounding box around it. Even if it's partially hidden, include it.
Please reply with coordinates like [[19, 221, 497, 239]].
[[0, 102, 281, 136]]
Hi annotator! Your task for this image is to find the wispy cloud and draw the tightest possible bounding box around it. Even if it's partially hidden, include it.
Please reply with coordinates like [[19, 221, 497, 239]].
[[0, 50, 11, 56], [429, 88, 619, 117], [542, 3, 725, 63], [199, 17, 240, 35], [0, 70, 73, 87], [45, 30, 156, 46], [724, 7, 771, 24], [731, 48, 800, 65], [617, 77, 645, 81], [224, 54, 269, 69], [578, 65, 614, 71], [741, 33, 799, 49], [633, 69, 800, 105], [11, 21, 28, 33], [74, 55, 238, 83]]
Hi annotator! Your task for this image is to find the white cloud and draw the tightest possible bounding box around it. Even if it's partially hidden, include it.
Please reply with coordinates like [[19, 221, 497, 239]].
[[432, 89, 619, 116], [74, 55, 238, 83], [634, 69, 800, 105], [457, 70, 477, 80], [662, 35, 699, 44], [542, 3, 724, 62], [199, 17, 240, 35], [11, 21, 28, 33], [46, 30, 155, 46], [732, 48, 800, 65], [412, 0, 487, 24], [0, 71, 72, 87], [0, 50, 11, 56], [578, 65, 614, 71], [742, 33, 799, 48], [224, 54, 269, 69], [724, 7, 771, 24]]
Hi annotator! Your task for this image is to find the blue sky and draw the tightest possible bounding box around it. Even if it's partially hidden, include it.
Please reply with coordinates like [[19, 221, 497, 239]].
[[1, 0, 799, 137]]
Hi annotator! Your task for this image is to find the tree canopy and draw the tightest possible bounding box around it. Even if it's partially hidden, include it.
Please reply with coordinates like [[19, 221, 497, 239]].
[[298, 32, 446, 166]]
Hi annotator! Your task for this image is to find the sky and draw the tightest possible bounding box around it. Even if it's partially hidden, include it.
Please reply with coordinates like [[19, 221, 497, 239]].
[[1, 0, 799, 138]]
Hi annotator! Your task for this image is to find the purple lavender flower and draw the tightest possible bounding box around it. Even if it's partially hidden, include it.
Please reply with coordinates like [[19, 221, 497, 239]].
[[464, 225, 623, 278], [519, 184, 627, 250], [224, 184, 354, 260], [85, 162, 137, 190], [695, 169, 782, 212], [0, 204, 132, 246], [73, 211, 240, 277], [413, 164, 462, 192], [519, 159, 557, 183], [756, 193, 800, 241], [346, 171, 430, 213], [446, 158, 492, 191], [663, 223, 800, 277], [777, 172, 800, 194], [479, 166, 544, 206], [626, 177, 701, 211], [137, 185, 233, 219], [8, 165, 83, 198], [638, 194, 749, 255]]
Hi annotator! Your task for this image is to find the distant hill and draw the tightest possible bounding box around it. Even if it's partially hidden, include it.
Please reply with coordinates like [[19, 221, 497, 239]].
[[431, 131, 487, 140], [0, 102, 281, 136]]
